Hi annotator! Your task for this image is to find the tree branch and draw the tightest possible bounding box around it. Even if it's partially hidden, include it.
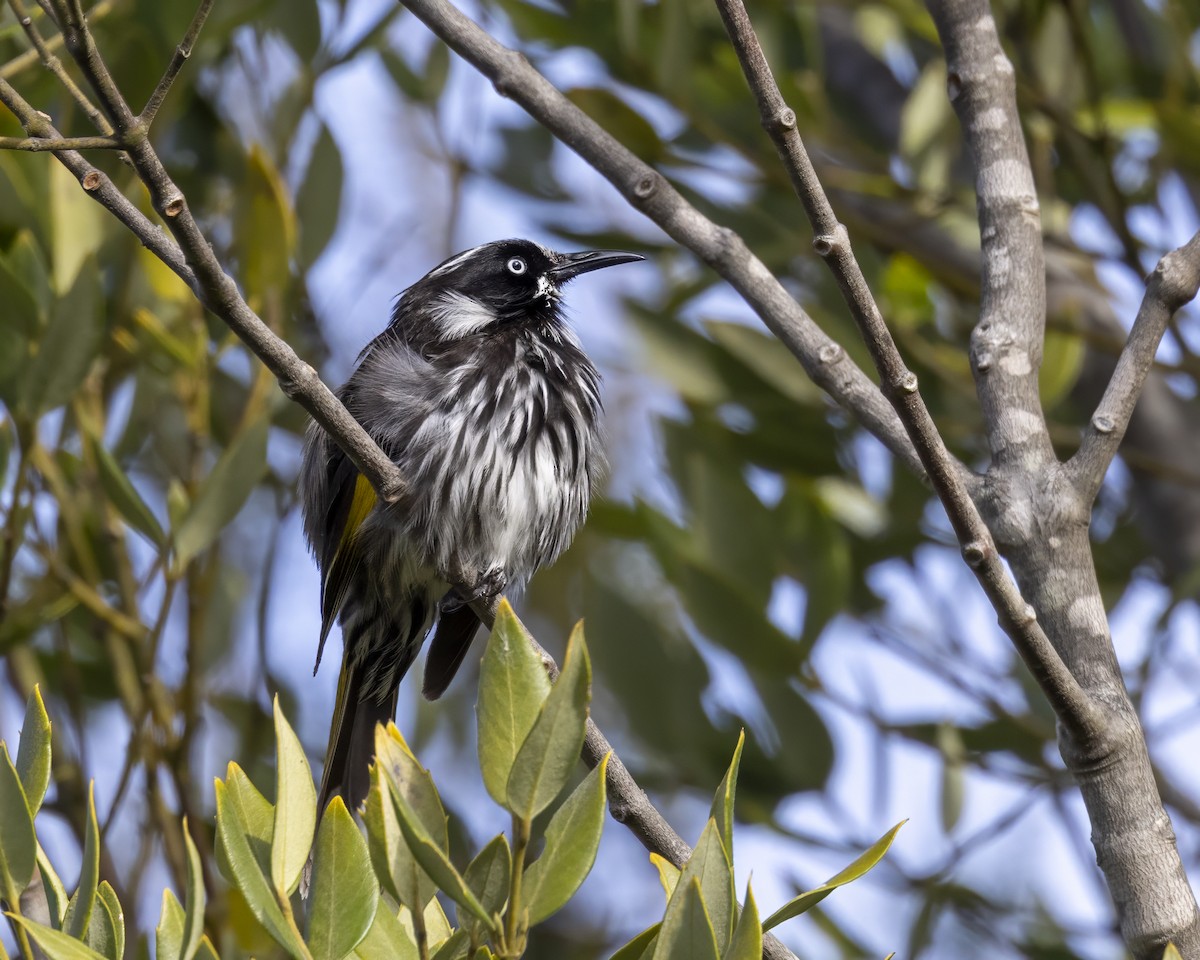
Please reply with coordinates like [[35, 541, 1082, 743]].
[[0, 133, 121, 150], [395, 0, 930, 480], [927, 0, 1054, 470], [711, 0, 1102, 744], [1068, 232, 1200, 500], [2, 10, 770, 949], [138, 0, 214, 128]]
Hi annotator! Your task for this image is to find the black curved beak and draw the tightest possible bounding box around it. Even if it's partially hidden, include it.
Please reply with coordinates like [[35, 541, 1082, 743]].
[[549, 249, 644, 282]]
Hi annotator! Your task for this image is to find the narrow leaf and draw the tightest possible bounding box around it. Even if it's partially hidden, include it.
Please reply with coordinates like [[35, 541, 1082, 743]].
[[708, 731, 743, 868], [213, 779, 310, 960], [762, 820, 906, 931], [173, 416, 269, 569], [671, 820, 733, 953], [93, 441, 166, 547], [506, 622, 591, 819], [654, 879, 719, 960], [308, 797, 378, 960], [63, 782, 100, 938], [156, 890, 185, 960], [608, 925, 659, 960], [270, 696, 317, 898], [11, 918, 107, 960], [477, 599, 552, 806], [523, 753, 609, 924], [181, 820, 205, 960], [387, 785, 492, 927], [354, 901, 417, 960], [650, 855, 680, 903], [15, 686, 51, 816], [37, 845, 69, 927], [97, 883, 124, 960], [84, 882, 119, 960], [460, 834, 510, 937], [723, 883, 760, 960], [0, 743, 36, 897]]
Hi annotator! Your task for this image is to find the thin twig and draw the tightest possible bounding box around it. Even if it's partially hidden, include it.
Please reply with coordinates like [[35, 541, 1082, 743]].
[[710, 0, 1102, 744], [139, 0, 215, 127], [395, 0, 934, 481], [0, 133, 122, 150], [1068, 232, 1200, 500], [0, 0, 113, 80], [4, 0, 111, 131]]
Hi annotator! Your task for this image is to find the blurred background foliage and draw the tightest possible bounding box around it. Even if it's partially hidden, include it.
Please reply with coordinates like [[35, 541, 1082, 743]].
[[0, 0, 1198, 957]]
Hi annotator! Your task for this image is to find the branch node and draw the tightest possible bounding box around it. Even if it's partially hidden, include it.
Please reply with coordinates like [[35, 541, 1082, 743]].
[[961, 540, 988, 567], [975, 351, 993, 373], [898, 371, 919, 394], [633, 172, 658, 201], [817, 342, 843, 365], [770, 107, 795, 131], [946, 71, 963, 102], [81, 170, 101, 191], [812, 233, 837, 257], [1091, 414, 1114, 435], [163, 195, 185, 217]]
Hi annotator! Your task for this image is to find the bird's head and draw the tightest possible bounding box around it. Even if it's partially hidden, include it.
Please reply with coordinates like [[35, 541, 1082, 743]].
[[397, 238, 643, 342]]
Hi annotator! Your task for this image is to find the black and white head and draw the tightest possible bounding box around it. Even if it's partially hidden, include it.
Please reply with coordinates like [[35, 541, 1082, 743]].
[[394, 238, 642, 343]]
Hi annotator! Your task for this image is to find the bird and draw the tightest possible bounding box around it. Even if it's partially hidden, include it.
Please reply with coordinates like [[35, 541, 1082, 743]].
[[299, 237, 643, 814]]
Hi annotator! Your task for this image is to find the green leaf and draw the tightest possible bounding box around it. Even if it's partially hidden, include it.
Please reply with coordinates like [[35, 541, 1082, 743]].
[[237, 146, 297, 297], [672, 820, 733, 954], [460, 834, 510, 938], [195, 937, 221, 960], [650, 855, 680, 903], [708, 731, 743, 870], [93, 441, 167, 548], [506, 622, 591, 819], [354, 902, 417, 960], [23, 258, 102, 413], [308, 797, 379, 960], [270, 696, 317, 898], [723, 883, 761, 960], [37, 845, 69, 927], [523, 753, 609, 924], [181, 821, 205, 960], [97, 883, 124, 960], [608, 925, 659, 960], [368, 726, 447, 912], [1040, 327, 1086, 410], [156, 889, 186, 960], [49, 162, 104, 294], [429, 930, 469, 960], [15, 685, 51, 816], [11, 918, 107, 960], [477, 599, 552, 806], [63, 782, 100, 939], [173, 415, 269, 569], [762, 820, 906, 931], [654, 879, 719, 960], [387, 782, 492, 929], [297, 125, 343, 266], [213, 779, 309, 960], [85, 882, 121, 960], [220, 764, 275, 878]]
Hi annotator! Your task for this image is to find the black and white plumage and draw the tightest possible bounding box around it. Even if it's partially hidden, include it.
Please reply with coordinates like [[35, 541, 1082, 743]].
[[299, 238, 642, 813]]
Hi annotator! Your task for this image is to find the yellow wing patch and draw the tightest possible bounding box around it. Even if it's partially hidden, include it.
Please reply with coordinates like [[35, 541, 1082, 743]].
[[337, 473, 378, 556], [315, 473, 378, 674]]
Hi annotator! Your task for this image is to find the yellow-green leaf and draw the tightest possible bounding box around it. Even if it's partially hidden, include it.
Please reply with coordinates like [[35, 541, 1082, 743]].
[[270, 697, 317, 898], [477, 599, 552, 806], [708, 731, 743, 870], [15, 685, 51, 816], [0, 744, 38, 898], [723, 883, 761, 960], [654, 879, 719, 960], [63, 782, 100, 938], [11, 918, 107, 960], [354, 901, 417, 960], [308, 797, 378, 960]]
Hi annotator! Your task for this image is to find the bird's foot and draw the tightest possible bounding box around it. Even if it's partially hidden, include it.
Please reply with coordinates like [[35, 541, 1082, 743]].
[[439, 568, 508, 615]]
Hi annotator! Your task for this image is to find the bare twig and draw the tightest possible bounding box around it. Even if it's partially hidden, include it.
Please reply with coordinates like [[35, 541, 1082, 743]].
[[395, 0, 930, 480], [1068, 232, 1200, 499], [712, 0, 1102, 744], [0, 0, 113, 80], [0, 133, 121, 150], [139, 0, 215, 127], [5, 0, 111, 131]]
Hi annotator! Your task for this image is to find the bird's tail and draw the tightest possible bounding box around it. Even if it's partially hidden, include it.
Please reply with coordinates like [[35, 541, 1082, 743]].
[[317, 649, 400, 817]]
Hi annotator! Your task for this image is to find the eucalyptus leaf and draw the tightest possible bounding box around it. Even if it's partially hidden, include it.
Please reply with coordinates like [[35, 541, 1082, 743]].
[[15, 685, 51, 816], [93, 441, 167, 548], [63, 782, 100, 939], [0, 744, 37, 901]]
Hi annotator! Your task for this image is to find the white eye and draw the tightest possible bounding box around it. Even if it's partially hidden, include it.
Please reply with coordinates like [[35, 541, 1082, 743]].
[[506, 257, 527, 275]]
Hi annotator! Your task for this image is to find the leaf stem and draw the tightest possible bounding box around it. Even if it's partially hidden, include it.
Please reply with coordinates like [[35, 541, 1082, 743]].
[[503, 813, 531, 958]]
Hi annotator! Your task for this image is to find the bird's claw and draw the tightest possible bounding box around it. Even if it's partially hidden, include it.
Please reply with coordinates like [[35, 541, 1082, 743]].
[[439, 569, 508, 615]]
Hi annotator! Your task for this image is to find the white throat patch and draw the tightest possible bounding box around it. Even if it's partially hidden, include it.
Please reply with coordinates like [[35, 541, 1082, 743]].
[[430, 290, 499, 340]]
